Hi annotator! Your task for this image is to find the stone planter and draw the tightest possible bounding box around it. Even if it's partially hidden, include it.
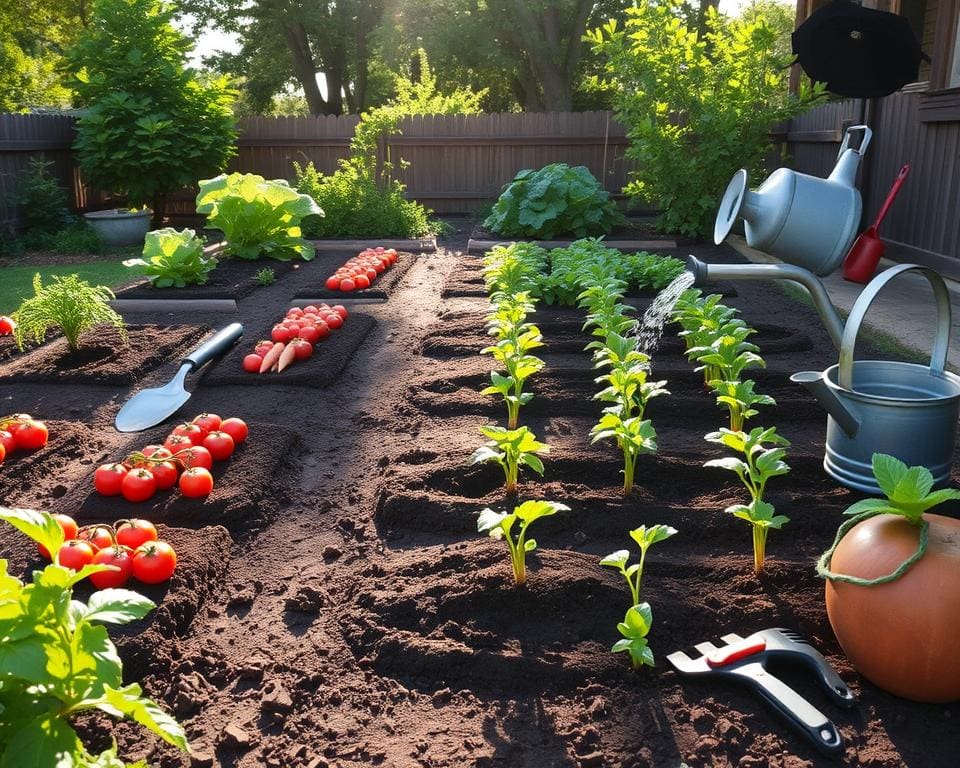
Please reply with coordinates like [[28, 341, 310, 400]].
[[84, 209, 152, 247]]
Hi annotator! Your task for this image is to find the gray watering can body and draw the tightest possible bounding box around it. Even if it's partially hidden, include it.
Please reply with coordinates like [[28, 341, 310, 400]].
[[714, 126, 872, 276]]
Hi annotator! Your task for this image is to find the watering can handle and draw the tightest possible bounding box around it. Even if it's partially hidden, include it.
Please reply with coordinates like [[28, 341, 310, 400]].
[[837, 125, 872, 160], [838, 264, 952, 390]]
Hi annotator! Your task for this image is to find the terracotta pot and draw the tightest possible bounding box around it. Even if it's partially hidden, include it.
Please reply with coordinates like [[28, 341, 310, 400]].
[[825, 512, 960, 702]]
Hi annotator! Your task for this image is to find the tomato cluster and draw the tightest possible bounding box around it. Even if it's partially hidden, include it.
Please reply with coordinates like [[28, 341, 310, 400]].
[[324, 247, 398, 292], [243, 303, 349, 374], [0, 316, 15, 336], [0, 413, 49, 464], [94, 414, 248, 502], [41, 514, 177, 589]]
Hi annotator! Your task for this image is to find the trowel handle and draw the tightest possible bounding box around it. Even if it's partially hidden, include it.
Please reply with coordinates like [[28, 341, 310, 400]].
[[183, 323, 244, 370], [749, 667, 844, 755], [872, 164, 910, 230]]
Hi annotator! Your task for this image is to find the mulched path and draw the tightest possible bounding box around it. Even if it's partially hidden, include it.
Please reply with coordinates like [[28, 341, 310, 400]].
[[0, 231, 956, 768]]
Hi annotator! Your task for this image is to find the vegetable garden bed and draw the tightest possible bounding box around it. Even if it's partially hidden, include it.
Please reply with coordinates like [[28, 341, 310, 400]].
[[292, 250, 419, 301], [115, 257, 300, 301], [0, 233, 957, 767]]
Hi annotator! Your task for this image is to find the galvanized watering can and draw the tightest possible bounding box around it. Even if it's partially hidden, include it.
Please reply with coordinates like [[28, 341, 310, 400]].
[[791, 265, 960, 494], [714, 126, 872, 276]]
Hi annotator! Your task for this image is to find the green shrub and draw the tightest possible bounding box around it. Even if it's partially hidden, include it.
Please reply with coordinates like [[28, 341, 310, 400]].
[[196, 172, 322, 261], [588, 2, 826, 238], [123, 227, 217, 287], [11, 157, 73, 233], [20, 223, 103, 255], [484, 163, 624, 239], [67, 0, 237, 224]]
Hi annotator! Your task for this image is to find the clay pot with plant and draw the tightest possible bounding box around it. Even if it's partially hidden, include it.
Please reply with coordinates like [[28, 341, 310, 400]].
[[818, 453, 960, 702]]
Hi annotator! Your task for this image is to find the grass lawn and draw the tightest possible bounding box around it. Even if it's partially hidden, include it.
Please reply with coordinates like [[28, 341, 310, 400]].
[[0, 261, 133, 312]]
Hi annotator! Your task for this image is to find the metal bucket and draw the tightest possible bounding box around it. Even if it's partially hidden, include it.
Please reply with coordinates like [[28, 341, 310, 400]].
[[792, 264, 960, 494]]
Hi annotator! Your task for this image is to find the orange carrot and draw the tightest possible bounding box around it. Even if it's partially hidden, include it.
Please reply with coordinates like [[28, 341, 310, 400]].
[[277, 342, 298, 372], [259, 342, 284, 373]]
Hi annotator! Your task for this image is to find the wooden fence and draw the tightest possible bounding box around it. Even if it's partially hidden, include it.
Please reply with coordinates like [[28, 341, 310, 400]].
[[0, 111, 635, 228]]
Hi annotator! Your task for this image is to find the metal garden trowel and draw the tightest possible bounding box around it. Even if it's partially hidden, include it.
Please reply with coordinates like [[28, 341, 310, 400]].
[[115, 323, 243, 432]]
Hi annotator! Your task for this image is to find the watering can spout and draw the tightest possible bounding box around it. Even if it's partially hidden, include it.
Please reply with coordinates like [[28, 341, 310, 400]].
[[684, 256, 846, 351], [790, 371, 860, 438]]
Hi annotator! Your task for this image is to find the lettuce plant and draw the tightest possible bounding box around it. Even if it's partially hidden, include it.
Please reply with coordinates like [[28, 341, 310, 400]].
[[482, 242, 548, 297], [705, 426, 791, 573], [196, 172, 323, 261], [612, 602, 655, 670], [477, 500, 569, 586], [469, 425, 548, 495], [624, 252, 686, 292], [540, 239, 630, 306], [590, 413, 657, 495], [123, 227, 217, 287], [484, 163, 624, 240], [601, 524, 677, 606], [0, 507, 188, 766]]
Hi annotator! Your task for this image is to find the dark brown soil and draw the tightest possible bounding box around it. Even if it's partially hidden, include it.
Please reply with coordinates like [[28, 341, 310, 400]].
[[0, 324, 209, 385], [0, 232, 957, 768], [116, 258, 300, 300], [292, 250, 418, 300], [470, 219, 672, 244]]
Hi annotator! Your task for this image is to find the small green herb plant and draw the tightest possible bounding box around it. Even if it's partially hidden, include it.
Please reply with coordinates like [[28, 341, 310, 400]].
[[601, 524, 677, 606], [477, 500, 569, 586], [469, 425, 548, 495], [123, 227, 217, 288], [196, 172, 322, 261], [0, 507, 188, 766], [256, 267, 277, 286], [818, 454, 960, 585], [705, 426, 791, 574], [14, 273, 127, 352], [482, 242, 548, 297], [590, 413, 658, 496], [612, 602, 655, 670]]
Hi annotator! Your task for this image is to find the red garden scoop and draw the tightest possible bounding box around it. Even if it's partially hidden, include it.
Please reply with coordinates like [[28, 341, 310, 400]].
[[843, 164, 910, 283]]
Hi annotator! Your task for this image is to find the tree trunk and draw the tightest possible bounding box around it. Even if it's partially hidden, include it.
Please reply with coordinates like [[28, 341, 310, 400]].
[[150, 192, 165, 228], [281, 22, 327, 116]]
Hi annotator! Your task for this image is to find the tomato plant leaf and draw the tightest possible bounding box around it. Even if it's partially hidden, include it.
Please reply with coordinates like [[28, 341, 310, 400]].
[[0, 712, 83, 768], [0, 508, 64, 566], [102, 684, 189, 751], [83, 590, 156, 626], [600, 550, 630, 569]]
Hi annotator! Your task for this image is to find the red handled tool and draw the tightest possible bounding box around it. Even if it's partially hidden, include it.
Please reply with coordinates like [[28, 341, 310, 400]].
[[843, 164, 910, 283]]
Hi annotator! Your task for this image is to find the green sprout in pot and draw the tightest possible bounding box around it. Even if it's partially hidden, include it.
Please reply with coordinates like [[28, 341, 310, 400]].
[[612, 602, 655, 670], [13, 273, 127, 352], [590, 413, 657, 495], [256, 267, 277, 286], [477, 500, 569, 586], [469, 425, 549, 495], [601, 524, 677, 606]]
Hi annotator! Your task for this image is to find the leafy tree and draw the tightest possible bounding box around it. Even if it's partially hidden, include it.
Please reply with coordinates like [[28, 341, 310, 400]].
[[66, 0, 237, 226], [588, 1, 825, 237]]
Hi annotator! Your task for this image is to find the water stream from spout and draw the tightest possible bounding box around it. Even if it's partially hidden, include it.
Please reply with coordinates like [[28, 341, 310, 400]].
[[633, 270, 696, 355]]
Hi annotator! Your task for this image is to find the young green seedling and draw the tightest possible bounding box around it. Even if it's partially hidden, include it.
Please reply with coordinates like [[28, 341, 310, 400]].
[[711, 378, 776, 432], [469, 425, 549, 495], [601, 524, 677, 606], [590, 413, 657, 495], [705, 426, 791, 574], [477, 500, 569, 586], [612, 602, 655, 670], [690, 326, 763, 385], [481, 340, 545, 429]]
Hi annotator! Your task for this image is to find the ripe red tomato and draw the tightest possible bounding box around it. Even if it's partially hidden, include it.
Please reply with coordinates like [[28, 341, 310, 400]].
[[339, 278, 356, 292], [179, 467, 214, 498], [2, 414, 32, 436], [164, 434, 193, 454], [90, 546, 134, 589], [132, 541, 177, 584], [121, 468, 157, 503], [0, 430, 13, 455], [203, 430, 235, 461], [332, 305, 348, 319], [325, 276, 340, 290], [38, 513, 80, 559], [0, 316, 15, 335], [286, 307, 303, 319], [326, 313, 344, 330], [140, 444, 165, 459], [298, 326, 321, 344], [0, 442, 4, 464], [14, 420, 48, 451], [304, 305, 319, 313], [219, 418, 248, 445], [94, 463, 129, 496], [243, 353, 263, 372], [80, 526, 114, 552], [172, 423, 206, 446], [58, 540, 96, 571], [174, 445, 213, 471], [254, 340, 274, 357], [354, 274, 371, 289], [290, 338, 313, 361], [116, 519, 158, 549], [271, 324, 293, 343], [150, 460, 179, 490]]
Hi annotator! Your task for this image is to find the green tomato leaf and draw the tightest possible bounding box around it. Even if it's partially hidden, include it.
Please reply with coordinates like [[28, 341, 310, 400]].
[[0, 508, 64, 564], [599, 550, 630, 569], [0, 713, 83, 768], [102, 684, 189, 751], [84, 589, 156, 626]]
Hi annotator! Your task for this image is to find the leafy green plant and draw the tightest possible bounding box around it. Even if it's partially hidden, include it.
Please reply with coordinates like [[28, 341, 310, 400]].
[[818, 454, 960, 585], [482, 242, 548, 297], [478, 500, 569, 586], [256, 267, 276, 286], [196, 173, 322, 262], [0, 506, 188, 766], [592, 333, 668, 420], [612, 602, 655, 670], [469, 425, 548, 495], [711, 379, 776, 432], [601, 524, 677, 606], [625, 251, 686, 292], [590, 413, 657, 495], [481, 299, 545, 429], [123, 227, 217, 287], [540, 239, 630, 307], [589, 2, 826, 237], [484, 163, 624, 239], [11, 157, 73, 234], [705, 426, 791, 573], [13, 273, 126, 352], [67, 0, 236, 226]]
